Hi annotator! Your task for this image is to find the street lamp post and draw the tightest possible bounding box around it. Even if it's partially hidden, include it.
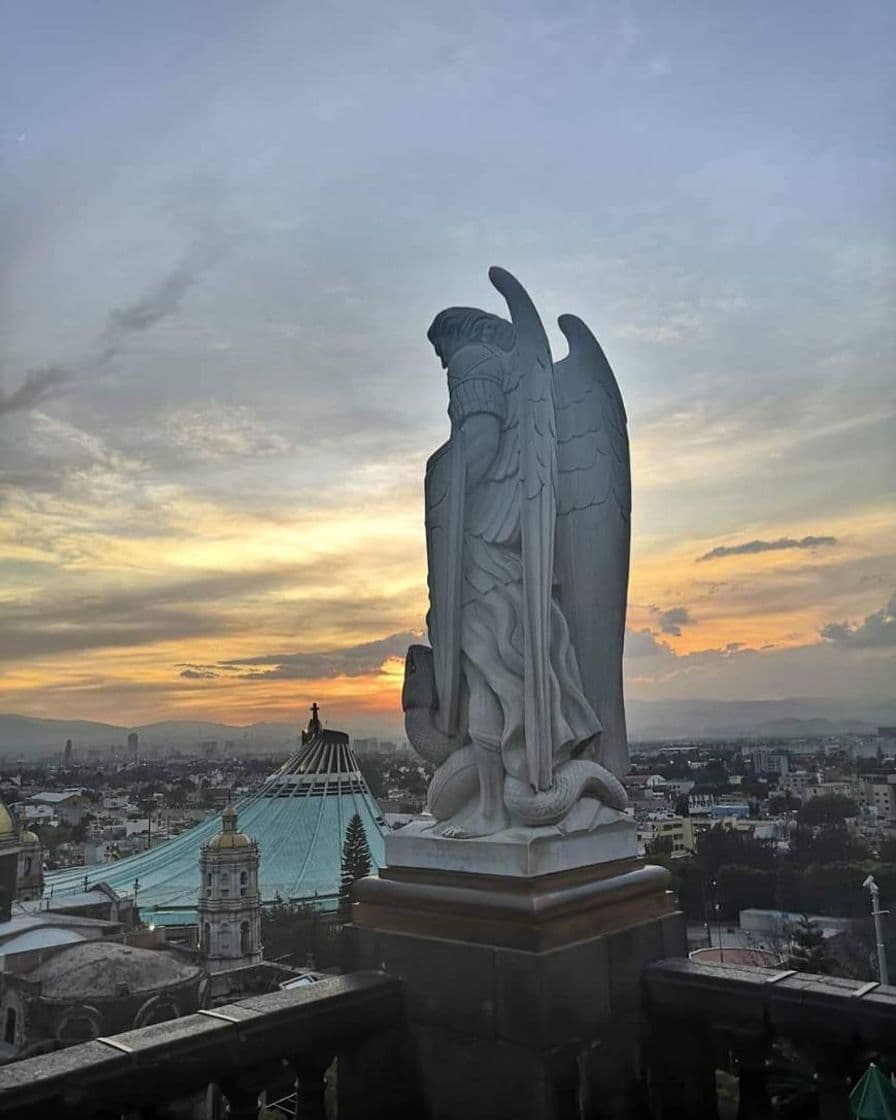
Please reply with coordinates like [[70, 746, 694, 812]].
[[863, 875, 889, 986]]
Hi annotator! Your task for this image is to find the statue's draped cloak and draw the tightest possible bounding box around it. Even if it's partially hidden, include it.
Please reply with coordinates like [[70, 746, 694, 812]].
[[428, 340, 601, 788]]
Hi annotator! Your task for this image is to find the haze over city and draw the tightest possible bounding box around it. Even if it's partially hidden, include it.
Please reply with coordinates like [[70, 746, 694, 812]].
[[1, 0, 893, 737]]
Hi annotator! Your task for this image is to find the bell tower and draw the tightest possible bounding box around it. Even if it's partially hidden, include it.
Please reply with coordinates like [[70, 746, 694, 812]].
[[197, 803, 262, 972]]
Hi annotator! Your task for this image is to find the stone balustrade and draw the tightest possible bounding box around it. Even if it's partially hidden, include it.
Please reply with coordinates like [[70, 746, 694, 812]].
[[5, 957, 896, 1119], [643, 959, 896, 1119], [0, 971, 409, 1120]]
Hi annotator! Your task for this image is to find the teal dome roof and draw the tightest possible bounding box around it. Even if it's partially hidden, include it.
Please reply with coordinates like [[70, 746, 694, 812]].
[[44, 730, 387, 919]]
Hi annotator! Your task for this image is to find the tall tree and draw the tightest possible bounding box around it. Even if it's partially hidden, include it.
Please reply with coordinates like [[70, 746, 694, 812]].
[[339, 813, 372, 905], [784, 915, 836, 974], [798, 794, 858, 827]]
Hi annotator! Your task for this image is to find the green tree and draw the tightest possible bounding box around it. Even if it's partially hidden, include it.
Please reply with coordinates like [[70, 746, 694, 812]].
[[789, 824, 869, 867], [673, 794, 690, 816], [768, 792, 800, 814], [695, 760, 729, 788], [715, 864, 777, 919], [696, 824, 776, 879], [798, 794, 858, 827], [339, 814, 372, 906], [165, 785, 188, 809], [784, 915, 836, 974], [645, 835, 674, 857]]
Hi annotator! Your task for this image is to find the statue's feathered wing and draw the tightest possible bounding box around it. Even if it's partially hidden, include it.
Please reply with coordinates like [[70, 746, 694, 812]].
[[489, 266, 557, 791], [553, 314, 631, 778]]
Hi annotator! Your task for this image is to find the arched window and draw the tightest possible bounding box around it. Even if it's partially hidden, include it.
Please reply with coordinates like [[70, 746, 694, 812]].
[[4, 1008, 15, 1046], [23, 857, 31, 876], [56, 1006, 101, 1043], [220, 871, 229, 898], [202, 923, 210, 954], [240, 870, 248, 897], [134, 996, 179, 1029], [240, 921, 250, 954]]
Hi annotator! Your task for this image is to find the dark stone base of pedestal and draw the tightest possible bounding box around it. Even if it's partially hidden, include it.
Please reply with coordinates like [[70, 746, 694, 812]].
[[351, 860, 685, 1120]]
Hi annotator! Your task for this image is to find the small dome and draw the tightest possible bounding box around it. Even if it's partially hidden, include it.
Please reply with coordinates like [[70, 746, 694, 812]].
[[28, 941, 202, 999], [19, 829, 40, 846], [206, 803, 254, 851], [0, 802, 19, 846], [207, 831, 253, 850]]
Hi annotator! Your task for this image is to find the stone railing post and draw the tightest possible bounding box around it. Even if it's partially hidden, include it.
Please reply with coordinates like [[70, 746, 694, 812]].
[[644, 1018, 719, 1119], [812, 1045, 855, 1120], [292, 1053, 333, 1120], [220, 1076, 262, 1120], [728, 1032, 772, 1120]]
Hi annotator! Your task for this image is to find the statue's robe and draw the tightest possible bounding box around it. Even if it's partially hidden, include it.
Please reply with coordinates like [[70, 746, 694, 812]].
[[440, 340, 601, 787]]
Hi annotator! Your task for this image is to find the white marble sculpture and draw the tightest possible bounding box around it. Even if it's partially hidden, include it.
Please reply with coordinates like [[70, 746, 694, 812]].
[[403, 268, 631, 841]]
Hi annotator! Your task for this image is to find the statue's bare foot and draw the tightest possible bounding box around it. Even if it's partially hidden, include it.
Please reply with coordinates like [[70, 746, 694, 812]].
[[443, 810, 507, 839]]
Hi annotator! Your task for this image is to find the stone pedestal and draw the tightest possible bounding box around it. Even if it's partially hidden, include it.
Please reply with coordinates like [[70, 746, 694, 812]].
[[351, 828, 686, 1120]]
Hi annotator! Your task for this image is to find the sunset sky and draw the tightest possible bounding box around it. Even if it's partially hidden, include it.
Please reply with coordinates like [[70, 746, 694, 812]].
[[1, 1, 893, 736]]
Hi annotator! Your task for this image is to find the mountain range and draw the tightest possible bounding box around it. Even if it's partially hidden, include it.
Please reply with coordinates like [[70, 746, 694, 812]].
[[1, 696, 894, 756]]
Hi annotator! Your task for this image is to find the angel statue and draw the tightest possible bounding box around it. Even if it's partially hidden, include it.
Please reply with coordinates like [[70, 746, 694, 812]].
[[402, 267, 631, 839]]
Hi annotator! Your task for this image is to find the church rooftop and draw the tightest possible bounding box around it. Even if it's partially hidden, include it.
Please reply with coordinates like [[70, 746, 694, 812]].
[[43, 713, 388, 920]]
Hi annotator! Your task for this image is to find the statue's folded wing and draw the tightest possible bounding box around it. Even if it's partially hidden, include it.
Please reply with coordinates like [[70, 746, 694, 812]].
[[424, 437, 465, 737], [489, 266, 557, 791], [554, 314, 631, 778]]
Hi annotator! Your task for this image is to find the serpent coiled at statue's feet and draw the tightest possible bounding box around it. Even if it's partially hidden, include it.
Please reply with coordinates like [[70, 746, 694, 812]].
[[403, 645, 628, 828]]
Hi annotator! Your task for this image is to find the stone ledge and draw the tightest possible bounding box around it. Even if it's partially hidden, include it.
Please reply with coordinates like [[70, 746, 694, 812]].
[[385, 808, 637, 878], [353, 859, 674, 951]]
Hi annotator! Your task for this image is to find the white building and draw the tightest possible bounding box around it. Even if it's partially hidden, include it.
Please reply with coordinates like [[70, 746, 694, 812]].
[[663, 779, 695, 799], [23, 790, 89, 827], [637, 815, 695, 857], [197, 804, 262, 972]]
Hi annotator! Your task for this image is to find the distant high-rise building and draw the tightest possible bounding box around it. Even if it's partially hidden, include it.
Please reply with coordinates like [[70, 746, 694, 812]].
[[127, 732, 138, 760], [744, 746, 789, 777], [64, 739, 72, 767]]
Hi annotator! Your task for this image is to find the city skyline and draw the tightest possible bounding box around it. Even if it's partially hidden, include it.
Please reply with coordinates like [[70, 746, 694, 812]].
[[1, 1, 893, 732]]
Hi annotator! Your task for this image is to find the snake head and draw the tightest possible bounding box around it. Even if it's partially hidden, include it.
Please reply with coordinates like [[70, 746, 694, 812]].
[[402, 644, 436, 712]]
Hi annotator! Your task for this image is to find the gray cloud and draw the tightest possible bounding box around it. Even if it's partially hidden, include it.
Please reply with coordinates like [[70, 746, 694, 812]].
[[820, 593, 896, 649], [1, 239, 217, 423], [656, 606, 695, 636], [625, 627, 749, 664], [0, 367, 71, 417], [697, 536, 838, 563], [105, 258, 204, 337], [220, 631, 419, 680], [624, 629, 673, 659], [0, 568, 298, 662], [92, 238, 219, 375]]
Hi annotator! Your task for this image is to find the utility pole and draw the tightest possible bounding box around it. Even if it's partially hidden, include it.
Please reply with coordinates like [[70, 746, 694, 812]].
[[863, 875, 889, 985]]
